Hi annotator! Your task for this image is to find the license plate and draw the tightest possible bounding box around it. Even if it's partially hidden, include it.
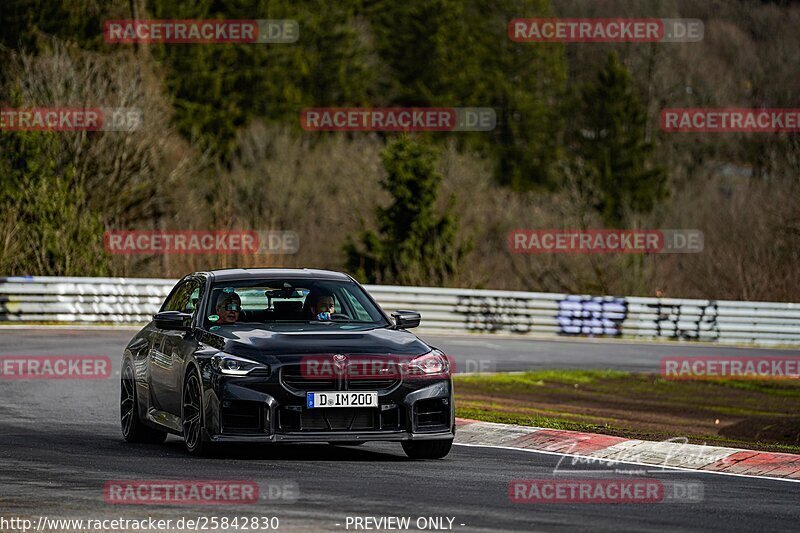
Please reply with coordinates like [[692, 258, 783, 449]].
[[306, 391, 378, 408]]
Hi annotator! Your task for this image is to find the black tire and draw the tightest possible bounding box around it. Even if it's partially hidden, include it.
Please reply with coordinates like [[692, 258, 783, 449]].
[[329, 441, 366, 446], [401, 439, 453, 459], [182, 369, 213, 455], [120, 362, 168, 444]]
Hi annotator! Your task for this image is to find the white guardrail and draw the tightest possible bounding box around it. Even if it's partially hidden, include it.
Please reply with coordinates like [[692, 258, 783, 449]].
[[1, 276, 800, 346]]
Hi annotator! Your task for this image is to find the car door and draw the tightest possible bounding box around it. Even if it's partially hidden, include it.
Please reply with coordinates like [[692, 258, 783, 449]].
[[150, 278, 200, 417]]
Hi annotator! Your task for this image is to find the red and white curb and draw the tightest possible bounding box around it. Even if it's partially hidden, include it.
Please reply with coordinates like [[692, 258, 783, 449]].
[[455, 418, 800, 481]]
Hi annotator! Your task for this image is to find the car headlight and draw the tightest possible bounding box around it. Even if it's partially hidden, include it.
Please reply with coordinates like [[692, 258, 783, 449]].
[[211, 353, 269, 376], [407, 350, 450, 376]]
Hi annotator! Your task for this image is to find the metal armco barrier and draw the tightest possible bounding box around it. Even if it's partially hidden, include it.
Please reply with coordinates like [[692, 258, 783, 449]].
[[1, 276, 799, 346]]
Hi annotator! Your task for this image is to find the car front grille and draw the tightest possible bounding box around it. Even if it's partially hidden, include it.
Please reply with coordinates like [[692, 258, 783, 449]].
[[277, 405, 404, 432], [346, 378, 399, 390], [279, 359, 401, 392], [281, 365, 337, 390], [221, 401, 264, 434], [413, 398, 450, 432]]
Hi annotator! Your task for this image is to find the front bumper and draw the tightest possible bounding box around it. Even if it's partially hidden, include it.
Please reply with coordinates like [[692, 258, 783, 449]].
[[204, 428, 454, 444], [201, 370, 455, 444]]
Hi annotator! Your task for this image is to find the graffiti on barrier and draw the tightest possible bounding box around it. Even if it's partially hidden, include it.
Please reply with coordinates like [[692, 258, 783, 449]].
[[556, 295, 628, 337], [646, 301, 720, 341], [456, 296, 532, 333]]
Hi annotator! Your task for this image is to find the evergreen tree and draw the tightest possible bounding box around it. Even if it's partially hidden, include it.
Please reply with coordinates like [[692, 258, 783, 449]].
[[368, 0, 567, 189], [575, 52, 667, 226], [344, 136, 467, 285], [149, 0, 375, 164]]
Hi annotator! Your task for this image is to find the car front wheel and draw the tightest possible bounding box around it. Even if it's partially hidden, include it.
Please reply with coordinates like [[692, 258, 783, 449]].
[[401, 439, 453, 459], [182, 370, 212, 455]]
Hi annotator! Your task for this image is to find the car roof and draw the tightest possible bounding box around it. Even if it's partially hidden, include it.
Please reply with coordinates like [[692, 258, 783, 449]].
[[202, 268, 353, 283]]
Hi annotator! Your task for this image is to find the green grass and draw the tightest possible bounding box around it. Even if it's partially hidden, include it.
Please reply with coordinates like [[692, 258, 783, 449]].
[[455, 406, 608, 432], [453, 369, 800, 454], [455, 369, 628, 389], [713, 378, 800, 397]]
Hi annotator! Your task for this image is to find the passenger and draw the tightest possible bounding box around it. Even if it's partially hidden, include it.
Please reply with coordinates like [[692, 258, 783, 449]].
[[215, 292, 241, 325]]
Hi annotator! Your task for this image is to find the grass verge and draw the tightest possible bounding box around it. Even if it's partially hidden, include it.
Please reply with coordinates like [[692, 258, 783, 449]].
[[453, 370, 800, 454]]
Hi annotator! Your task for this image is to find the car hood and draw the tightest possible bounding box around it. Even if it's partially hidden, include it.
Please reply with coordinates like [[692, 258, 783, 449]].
[[197, 325, 431, 360]]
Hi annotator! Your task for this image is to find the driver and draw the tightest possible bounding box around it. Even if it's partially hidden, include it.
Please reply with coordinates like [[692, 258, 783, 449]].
[[306, 290, 335, 321], [214, 291, 241, 324]]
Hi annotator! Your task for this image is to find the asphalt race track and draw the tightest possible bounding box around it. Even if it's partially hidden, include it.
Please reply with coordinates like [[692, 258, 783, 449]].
[[2, 327, 799, 372], [1, 328, 799, 532]]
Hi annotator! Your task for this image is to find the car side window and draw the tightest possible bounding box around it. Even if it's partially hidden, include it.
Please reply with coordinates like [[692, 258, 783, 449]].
[[162, 280, 199, 313], [184, 287, 201, 314]]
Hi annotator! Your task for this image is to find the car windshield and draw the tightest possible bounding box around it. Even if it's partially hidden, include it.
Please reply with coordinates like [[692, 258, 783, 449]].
[[203, 278, 389, 329]]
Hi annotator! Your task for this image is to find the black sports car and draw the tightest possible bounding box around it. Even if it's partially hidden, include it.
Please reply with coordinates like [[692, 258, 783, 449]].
[[120, 268, 454, 459]]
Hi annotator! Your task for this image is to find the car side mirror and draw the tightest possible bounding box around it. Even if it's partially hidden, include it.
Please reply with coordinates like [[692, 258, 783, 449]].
[[392, 310, 421, 329], [154, 310, 192, 331]]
